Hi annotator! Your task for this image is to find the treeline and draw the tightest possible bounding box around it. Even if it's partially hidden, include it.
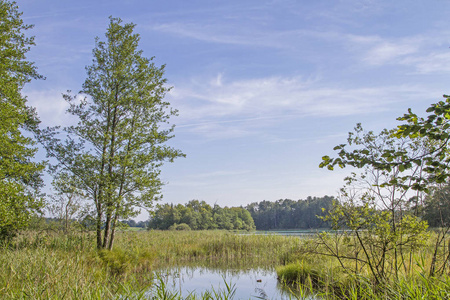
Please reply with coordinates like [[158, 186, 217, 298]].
[[121, 220, 149, 228], [246, 196, 333, 230], [148, 200, 255, 231]]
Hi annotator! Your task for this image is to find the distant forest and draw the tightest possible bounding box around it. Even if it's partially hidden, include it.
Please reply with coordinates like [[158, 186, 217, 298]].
[[147, 196, 333, 231], [148, 200, 255, 231], [245, 196, 334, 230]]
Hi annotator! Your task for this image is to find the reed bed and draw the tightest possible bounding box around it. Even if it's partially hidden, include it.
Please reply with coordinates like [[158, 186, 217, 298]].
[[113, 230, 303, 268], [276, 230, 450, 299], [0, 230, 303, 299], [3, 230, 450, 299]]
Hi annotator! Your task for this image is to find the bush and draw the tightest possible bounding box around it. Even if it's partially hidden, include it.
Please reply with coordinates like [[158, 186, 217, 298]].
[[168, 223, 191, 231]]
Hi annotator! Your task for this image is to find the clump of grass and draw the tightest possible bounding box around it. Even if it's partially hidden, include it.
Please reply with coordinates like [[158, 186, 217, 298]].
[[98, 248, 156, 276], [276, 260, 325, 286]]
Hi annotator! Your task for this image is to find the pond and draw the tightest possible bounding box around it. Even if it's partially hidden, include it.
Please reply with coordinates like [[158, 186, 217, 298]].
[[153, 267, 316, 299]]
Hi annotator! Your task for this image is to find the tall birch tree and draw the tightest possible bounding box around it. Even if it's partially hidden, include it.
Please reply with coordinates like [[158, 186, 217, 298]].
[[41, 17, 183, 249]]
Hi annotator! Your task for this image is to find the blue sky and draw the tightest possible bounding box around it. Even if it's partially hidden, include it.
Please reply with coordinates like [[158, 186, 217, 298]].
[[17, 0, 450, 214]]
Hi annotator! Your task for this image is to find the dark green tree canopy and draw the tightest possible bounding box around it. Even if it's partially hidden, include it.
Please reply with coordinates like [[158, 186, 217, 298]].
[[0, 0, 44, 241], [246, 196, 333, 230], [149, 200, 256, 231]]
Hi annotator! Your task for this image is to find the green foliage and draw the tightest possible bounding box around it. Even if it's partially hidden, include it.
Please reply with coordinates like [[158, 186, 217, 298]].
[[320, 96, 450, 194], [47, 172, 86, 233], [246, 196, 333, 230], [423, 185, 450, 227], [394, 96, 450, 189], [40, 17, 183, 249], [149, 200, 255, 231], [318, 96, 450, 282], [319, 124, 430, 283], [0, 0, 44, 242], [169, 223, 191, 231]]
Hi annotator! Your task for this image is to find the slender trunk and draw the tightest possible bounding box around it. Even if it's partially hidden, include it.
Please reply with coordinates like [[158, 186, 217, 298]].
[[429, 231, 442, 277], [64, 206, 69, 234], [107, 105, 137, 251], [436, 228, 450, 275], [96, 206, 103, 249], [103, 86, 120, 249], [108, 212, 119, 250], [65, 203, 69, 233], [356, 230, 381, 284], [391, 202, 398, 279], [96, 93, 112, 249], [103, 213, 112, 248]]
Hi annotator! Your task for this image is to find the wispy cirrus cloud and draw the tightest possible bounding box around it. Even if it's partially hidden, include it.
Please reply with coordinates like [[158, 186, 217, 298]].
[[168, 74, 435, 139], [399, 52, 450, 74], [150, 19, 450, 76], [346, 32, 450, 72], [147, 21, 345, 50], [171, 74, 431, 120]]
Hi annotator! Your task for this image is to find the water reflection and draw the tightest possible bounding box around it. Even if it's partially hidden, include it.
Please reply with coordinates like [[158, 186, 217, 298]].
[[155, 267, 306, 299]]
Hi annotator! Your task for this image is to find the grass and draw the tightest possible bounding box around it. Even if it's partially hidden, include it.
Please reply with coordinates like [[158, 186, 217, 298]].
[[3, 229, 450, 299], [275, 230, 450, 299], [0, 230, 304, 299]]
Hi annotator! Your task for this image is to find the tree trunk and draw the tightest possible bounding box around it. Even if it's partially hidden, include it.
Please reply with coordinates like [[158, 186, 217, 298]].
[[96, 206, 103, 249], [108, 213, 119, 250], [103, 88, 119, 249], [103, 212, 112, 248]]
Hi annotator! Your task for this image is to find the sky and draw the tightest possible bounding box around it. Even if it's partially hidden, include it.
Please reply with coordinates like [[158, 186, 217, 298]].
[[16, 0, 450, 217]]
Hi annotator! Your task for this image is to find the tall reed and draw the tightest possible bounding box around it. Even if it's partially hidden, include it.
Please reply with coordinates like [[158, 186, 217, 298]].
[[0, 230, 304, 299]]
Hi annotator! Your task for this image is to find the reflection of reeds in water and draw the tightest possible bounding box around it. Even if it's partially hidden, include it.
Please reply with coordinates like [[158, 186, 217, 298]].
[[254, 286, 269, 299]]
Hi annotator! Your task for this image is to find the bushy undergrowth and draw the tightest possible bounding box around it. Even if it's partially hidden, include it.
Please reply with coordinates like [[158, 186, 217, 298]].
[[276, 230, 450, 299]]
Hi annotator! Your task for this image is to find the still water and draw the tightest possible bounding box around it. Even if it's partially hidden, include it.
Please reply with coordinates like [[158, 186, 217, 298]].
[[154, 267, 313, 299]]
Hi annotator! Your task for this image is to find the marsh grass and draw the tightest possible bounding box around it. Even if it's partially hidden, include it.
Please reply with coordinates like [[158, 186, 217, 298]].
[[0, 230, 304, 299], [4, 229, 450, 299], [111, 230, 304, 269], [276, 230, 450, 299], [0, 231, 156, 299]]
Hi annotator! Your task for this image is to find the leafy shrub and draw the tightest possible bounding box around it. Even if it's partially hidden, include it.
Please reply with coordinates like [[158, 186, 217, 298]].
[[169, 223, 191, 231]]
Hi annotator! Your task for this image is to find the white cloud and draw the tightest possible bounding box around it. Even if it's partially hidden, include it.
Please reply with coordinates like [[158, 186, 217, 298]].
[[171, 75, 430, 120], [148, 22, 342, 50], [346, 34, 423, 65], [363, 41, 419, 65], [24, 89, 77, 128], [346, 32, 450, 73], [167, 74, 435, 139], [399, 52, 450, 74]]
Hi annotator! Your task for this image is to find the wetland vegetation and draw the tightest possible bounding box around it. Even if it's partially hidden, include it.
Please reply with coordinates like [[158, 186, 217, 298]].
[[3, 228, 450, 299]]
